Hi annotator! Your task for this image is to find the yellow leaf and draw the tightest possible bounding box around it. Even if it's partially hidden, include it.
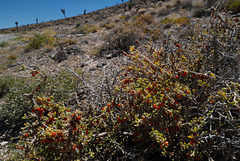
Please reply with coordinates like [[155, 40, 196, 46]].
[[188, 135, 194, 139], [22, 64, 26, 70], [210, 72, 216, 78]]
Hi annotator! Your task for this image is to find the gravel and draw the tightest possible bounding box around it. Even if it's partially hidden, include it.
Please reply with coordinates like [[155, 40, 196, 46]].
[[0, 34, 17, 43]]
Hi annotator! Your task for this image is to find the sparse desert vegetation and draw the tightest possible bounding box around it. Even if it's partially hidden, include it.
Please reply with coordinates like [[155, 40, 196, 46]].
[[0, 0, 240, 160]]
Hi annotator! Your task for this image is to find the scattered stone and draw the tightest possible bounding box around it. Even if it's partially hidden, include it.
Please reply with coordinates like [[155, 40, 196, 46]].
[[138, 8, 146, 15], [106, 53, 112, 59], [78, 62, 88, 67], [0, 141, 8, 146], [8, 63, 18, 68], [97, 61, 107, 68]]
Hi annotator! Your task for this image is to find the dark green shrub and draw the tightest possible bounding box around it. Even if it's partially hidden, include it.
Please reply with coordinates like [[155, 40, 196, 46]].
[[229, 0, 240, 13], [25, 34, 47, 51], [0, 76, 33, 138], [0, 76, 15, 98], [25, 33, 55, 51], [75, 22, 81, 28], [193, 8, 211, 18], [0, 41, 9, 47]]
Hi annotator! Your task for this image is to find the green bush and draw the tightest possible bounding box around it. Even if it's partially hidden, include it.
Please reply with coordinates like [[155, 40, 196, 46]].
[[0, 41, 9, 47], [0, 69, 76, 144], [0, 76, 33, 131], [75, 22, 81, 28], [25, 33, 55, 51], [0, 76, 15, 98], [25, 34, 47, 51]]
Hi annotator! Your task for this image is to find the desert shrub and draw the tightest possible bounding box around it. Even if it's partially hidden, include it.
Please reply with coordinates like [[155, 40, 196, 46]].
[[174, 17, 191, 25], [148, 7, 156, 15], [138, 14, 154, 24], [25, 33, 55, 51], [42, 29, 56, 37], [0, 76, 34, 136], [138, 8, 147, 14], [0, 76, 15, 98], [180, 0, 193, 9], [160, 17, 174, 24], [25, 34, 47, 51], [10, 5, 240, 161], [229, 0, 240, 13], [100, 19, 116, 30], [78, 24, 98, 34], [119, 15, 127, 20], [8, 54, 17, 60], [193, 7, 211, 18], [58, 37, 78, 46], [0, 69, 76, 142], [0, 41, 9, 47], [104, 23, 139, 52], [104, 23, 115, 30], [156, 6, 171, 16], [75, 22, 81, 28]]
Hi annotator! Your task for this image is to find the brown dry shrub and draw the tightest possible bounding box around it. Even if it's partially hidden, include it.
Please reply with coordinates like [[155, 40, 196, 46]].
[[104, 23, 140, 53], [156, 5, 171, 16]]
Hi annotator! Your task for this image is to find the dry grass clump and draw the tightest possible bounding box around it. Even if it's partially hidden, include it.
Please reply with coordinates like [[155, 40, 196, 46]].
[[138, 8, 147, 15], [148, 7, 156, 15], [139, 14, 154, 24], [156, 0, 177, 16], [156, 6, 171, 16], [78, 24, 98, 34], [8, 54, 18, 60], [58, 37, 78, 46], [174, 17, 191, 25], [100, 18, 116, 30], [41, 29, 56, 37], [104, 23, 139, 53]]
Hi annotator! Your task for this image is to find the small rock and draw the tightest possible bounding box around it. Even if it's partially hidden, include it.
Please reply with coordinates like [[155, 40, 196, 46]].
[[78, 62, 88, 67], [77, 34, 83, 37], [106, 54, 112, 59], [8, 64, 17, 68], [97, 61, 107, 68], [0, 141, 8, 146]]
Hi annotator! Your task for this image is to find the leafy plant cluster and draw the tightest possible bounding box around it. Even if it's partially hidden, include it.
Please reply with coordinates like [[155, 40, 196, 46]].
[[3, 5, 240, 161], [227, 0, 240, 13], [0, 69, 76, 142], [25, 32, 56, 51]]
